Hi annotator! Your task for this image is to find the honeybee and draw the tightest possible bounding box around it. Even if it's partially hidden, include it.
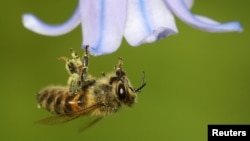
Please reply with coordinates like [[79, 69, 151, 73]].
[[36, 45, 146, 132]]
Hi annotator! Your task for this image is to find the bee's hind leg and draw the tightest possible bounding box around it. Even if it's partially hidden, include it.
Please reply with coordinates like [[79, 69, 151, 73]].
[[59, 48, 83, 95]]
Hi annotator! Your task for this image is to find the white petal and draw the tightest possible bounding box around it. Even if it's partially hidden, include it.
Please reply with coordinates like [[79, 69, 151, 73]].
[[164, 0, 243, 32], [124, 0, 178, 46], [22, 7, 81, 36], [79, 0, 127, 56], [183, 0, 194, 9]]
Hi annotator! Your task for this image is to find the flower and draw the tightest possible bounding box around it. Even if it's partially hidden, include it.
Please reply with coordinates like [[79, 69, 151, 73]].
[[22, 0, 243, 56]]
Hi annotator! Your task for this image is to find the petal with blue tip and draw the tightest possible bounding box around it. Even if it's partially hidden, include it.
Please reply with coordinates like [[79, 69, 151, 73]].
[[164, 0, 243, 32], [124, 0, 178, 46], [79, 0, 127, 55]]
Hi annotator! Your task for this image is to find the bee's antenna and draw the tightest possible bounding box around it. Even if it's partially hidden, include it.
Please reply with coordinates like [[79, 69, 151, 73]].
[[134, 71, 146, 93]]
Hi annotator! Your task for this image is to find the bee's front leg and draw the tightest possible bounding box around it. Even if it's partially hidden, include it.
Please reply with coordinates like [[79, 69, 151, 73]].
[[78, 45, 96, 90], [80, 45, 89, 82], [115, 57, 125, 78]]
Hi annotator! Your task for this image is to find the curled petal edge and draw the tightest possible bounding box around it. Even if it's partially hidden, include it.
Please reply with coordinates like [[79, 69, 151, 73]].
[[22, 7, 81, 36], [136, 27, 178, 46], [165, 0, 243, 32]]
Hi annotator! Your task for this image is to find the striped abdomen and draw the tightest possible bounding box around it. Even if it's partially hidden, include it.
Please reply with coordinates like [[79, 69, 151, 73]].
[[37, 86, 85, 115]]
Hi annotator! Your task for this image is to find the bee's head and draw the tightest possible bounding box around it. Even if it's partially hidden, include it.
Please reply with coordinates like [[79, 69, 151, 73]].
[[109, 67, 146, 107]]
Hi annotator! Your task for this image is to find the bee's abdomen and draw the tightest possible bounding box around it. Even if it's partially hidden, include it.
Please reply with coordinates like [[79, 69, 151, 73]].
[[37, 86, 67, 114], [37, 86, 85, 115]]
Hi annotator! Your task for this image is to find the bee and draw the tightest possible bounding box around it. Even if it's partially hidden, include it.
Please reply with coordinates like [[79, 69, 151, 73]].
[[36, 45, 146, 132]]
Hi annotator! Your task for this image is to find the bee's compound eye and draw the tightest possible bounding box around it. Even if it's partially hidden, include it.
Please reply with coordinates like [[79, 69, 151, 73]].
[[117, 84, 126, 100]]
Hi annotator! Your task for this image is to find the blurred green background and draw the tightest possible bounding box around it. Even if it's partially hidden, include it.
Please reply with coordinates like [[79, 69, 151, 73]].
[[1, 0, 249, 140]]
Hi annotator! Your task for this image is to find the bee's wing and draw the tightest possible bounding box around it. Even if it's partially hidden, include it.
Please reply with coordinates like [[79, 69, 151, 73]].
[[35, 114, 80, 125], [77, 116, 103, 133], [36, 103, 102, 125]]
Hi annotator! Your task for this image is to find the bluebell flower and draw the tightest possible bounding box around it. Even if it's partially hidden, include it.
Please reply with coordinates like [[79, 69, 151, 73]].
[[22, 0, 243, 56]]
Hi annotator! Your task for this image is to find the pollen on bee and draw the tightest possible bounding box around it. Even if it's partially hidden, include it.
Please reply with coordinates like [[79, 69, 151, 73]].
[[35, 47, 146, 131]]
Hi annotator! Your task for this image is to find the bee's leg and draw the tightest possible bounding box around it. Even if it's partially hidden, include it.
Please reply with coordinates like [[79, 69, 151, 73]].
[[117, 57, 123, 69], [67, 74, 81, 95], [59, 48, 83, 95], [78, 45, 96, 90], [115, 57, 125, 78], [109, 57, 126, 84], [69, 48, 82, 74], [58, 57, 72, 74], [69, 48, 79, 60], [80, 45, 89, 81], [69, 49, 83, 95], [59, 48, 82, 75]]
